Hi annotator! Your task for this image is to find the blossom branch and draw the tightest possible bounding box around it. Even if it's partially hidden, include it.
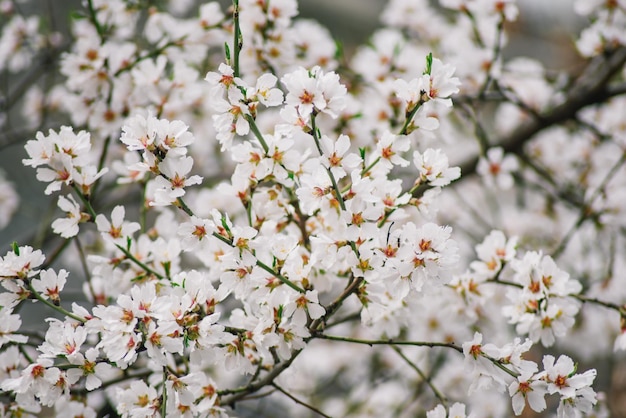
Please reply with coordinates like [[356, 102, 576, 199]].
[[232, 0, 242, 78], [160, 367, 168, 417], [113, 39, 186, 77], [314, 334, 463, 352], [399, 99, 425, 136], [86, 0, 106, 41], [74, 237, 97, 304], [209, 231, 306, 293], [552, 149, 626, 258], [71, 185, 97, 220], [26, 281, 86, 323], [309, 113, 360, 258], [478, 17, 506, 97], [114, 243, 165, 281]]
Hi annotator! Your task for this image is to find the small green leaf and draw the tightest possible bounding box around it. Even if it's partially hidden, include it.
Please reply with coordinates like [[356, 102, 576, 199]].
[[334, 40, 344, 61], [69, 10, 87, 20], [224, 43, 231, 64], [424, 52, 433, 75], [221, 216, 231, 233], [570, 362, 579, 377], [11, 242, 19, 256]]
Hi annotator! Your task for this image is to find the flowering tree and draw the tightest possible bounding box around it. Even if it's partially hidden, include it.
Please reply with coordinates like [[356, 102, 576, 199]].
[[0, 0, 624, 416]]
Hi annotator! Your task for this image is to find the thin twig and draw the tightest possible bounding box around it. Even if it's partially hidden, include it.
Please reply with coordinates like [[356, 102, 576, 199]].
[[552, 149, 626, 257], [314, 334, 463, 352], [457, 47, 626, 180], [390, 346, 448, 406], [272, 383, 333, 418]]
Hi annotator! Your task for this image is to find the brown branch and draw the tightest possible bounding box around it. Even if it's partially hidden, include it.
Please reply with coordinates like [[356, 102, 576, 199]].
[[272, 383, 332, 418], [0, 43, 67, 113], [219, 349, 303, 407], [457, 46, 626, 179]]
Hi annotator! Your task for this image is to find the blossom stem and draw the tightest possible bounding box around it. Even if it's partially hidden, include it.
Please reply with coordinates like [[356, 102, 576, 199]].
[[319, 334, 520, 380], [310, 114, 361, 254], [73, 370, 154, 395], [245, 114, 270, 154], [175, 197, 195, 217], [552, 149, 626, 258], [232, 0, 241, 78], [391, 346, 448, 407], [360, 156, 380, 176], [323, 312, 360, 329], [463, 9, 486, 48], [478, 16, 505, 98], [285, 187, 311, 249], [27, 281, 86, 323], [340, 155, 380, 193], [114, 243, 165, 281], [86, 0, 105, 41], [399, 99, 424, 136], [210, 232, 306, 293], [457, 101, 490, 154], [376, 181, 429, 227], [571, 294, 626, 315], [272, 383, 333, 418], [161, 367, 168, 417], [18, 344, 35, 364], [310, 114, 324, 155], [90, 135, 112, 197], [484, 354, 520, 378], [314, 334, 463, 352], [310, 275, 363, 331], [256, 258, 305, 293], [114, 39, 185, 77], [42, 238, 72, 269], [140, 181, 148, 233], [75, 237, 97, 304], [72, 185, 97, 220]]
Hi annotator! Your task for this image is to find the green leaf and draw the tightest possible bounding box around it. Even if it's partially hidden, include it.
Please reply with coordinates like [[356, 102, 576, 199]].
[[221, 216, 231, 234], [334, 39, 344, 61], [424, 52, 433, 75], [224, 42, 231, 64], [69, 10, 87, 20]]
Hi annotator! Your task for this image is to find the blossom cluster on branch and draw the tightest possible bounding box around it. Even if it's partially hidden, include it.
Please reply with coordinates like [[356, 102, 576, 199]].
[[0, 0, 625, 417]]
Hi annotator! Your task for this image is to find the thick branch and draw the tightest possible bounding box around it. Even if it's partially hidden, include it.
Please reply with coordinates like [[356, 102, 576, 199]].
[[457, 47, 626, 179]]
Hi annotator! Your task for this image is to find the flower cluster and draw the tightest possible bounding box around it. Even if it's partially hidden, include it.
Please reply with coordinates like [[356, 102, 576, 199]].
[[504, 251, 583, 347], [462, 332, 597, 416]]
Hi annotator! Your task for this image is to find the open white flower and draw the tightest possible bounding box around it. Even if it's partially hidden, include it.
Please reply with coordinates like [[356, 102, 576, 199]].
[[51, 195, 86, 238]]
